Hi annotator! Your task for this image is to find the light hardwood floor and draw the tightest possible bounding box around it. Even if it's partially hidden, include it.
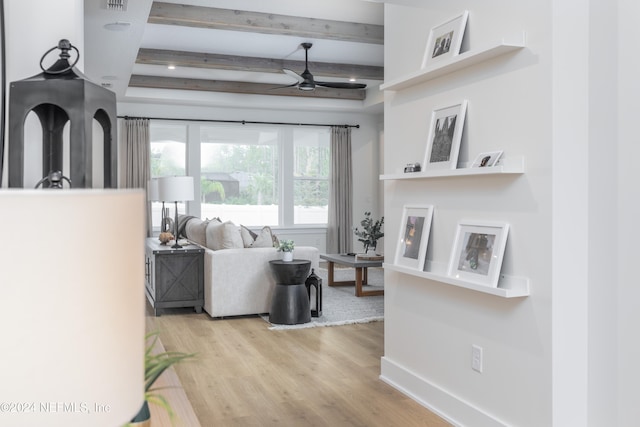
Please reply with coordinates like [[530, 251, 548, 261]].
[[147, 311, 450, 427]]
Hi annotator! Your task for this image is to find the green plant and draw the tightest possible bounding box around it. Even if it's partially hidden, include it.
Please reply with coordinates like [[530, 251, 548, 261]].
[[130, 331, 195, 424], [354, 212, 384, 252], [277, 239, 295, 252]]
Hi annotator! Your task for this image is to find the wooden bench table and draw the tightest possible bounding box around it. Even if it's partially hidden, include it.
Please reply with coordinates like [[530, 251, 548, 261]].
[[320, 253, 384, 297]]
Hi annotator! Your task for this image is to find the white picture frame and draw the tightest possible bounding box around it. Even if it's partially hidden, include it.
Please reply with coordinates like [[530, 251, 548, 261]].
[[394, 204, 434, 270], [471, 150, 503, 168], [447, 221, 509, 287], [422, 10, 469, 68], [424, 101, 467, 170]]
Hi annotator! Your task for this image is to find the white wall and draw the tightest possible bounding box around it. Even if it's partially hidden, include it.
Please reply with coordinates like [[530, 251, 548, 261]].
[[1, 0, 84, 187], [118, 101, 383, 253], [382, 2, 553, 426], [382, 1, 637, 426], [617, 1, 640, 425]]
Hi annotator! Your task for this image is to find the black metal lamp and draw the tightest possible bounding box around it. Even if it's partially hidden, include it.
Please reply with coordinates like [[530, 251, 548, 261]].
[[5, 39, 117, 188], [157, 176, 194, 249]]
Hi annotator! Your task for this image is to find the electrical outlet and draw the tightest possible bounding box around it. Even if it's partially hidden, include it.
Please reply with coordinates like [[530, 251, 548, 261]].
[[472, 345, 483, 373]]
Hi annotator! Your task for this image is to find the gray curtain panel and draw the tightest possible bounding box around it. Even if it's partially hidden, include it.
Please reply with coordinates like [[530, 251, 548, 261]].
[[121, 118, 152, 235], [327, 126, 353, 254]]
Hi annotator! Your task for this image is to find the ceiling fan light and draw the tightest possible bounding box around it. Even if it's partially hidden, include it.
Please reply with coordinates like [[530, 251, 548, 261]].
[[298, 83, 315, 91]]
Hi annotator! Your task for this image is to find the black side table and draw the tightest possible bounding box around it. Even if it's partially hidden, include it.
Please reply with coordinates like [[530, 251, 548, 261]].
[[269, 259, 311, 325]]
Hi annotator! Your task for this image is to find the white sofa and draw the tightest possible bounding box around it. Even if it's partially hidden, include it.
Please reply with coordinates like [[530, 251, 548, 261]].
[[178, 216, 319, 318]]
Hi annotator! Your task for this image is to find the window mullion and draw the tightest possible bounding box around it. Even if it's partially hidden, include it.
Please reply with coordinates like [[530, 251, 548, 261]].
[[281, 128, 294, 227], [186, 123, 201, 218]]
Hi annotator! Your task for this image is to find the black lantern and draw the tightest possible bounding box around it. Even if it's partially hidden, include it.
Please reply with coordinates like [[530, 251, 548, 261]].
[[305, 268, 323, 317], [5, 39, 117, 188]]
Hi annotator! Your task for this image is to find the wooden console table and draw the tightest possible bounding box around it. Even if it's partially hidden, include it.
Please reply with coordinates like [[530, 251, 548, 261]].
[[145, 238, 204, 316]]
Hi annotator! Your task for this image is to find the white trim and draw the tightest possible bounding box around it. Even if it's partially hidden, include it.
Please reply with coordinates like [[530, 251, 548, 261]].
[[380, 357, 511, 427]]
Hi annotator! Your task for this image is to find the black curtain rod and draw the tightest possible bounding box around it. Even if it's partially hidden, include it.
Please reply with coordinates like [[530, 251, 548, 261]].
[[118, 115, 359, 129]]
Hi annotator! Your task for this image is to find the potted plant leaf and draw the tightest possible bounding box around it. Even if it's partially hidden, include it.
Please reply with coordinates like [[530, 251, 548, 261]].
[[128, 331, 195, 426], [354, 212, 384, 254], [277, 239, 295, 261]]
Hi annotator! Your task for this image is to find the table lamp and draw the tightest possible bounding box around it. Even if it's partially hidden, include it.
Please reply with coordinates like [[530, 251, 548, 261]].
[[157, 176, 195, 248], [0, 189, 146, 427]]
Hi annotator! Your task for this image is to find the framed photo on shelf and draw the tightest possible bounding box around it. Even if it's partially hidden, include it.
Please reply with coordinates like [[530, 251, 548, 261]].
[[447, 221, 509, 287], [394, 204, 434, 270], [471, 150, 503, 168], [423, 100, 467, 170], [422, 10, 469, 68]]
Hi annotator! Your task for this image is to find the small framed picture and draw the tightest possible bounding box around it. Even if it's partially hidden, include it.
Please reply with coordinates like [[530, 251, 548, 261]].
[[471, 151, 503, 168], [424, 101, 467, 170], [422, 11, 469, 68], [447, 221, 509, 287], [394, 204, 434, 270]]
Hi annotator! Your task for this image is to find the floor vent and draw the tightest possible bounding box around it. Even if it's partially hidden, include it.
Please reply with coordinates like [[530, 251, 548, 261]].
[[105, 0, 127, 11]]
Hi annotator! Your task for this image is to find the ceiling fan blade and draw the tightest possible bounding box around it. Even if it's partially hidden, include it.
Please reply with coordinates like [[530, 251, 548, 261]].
[[269, 82, 299, 90], [316, 81, 367, 89], [283, 68, 304, 83]]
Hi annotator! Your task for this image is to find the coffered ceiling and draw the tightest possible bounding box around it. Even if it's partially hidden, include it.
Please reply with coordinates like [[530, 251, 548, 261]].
[[84, 0, 385, 112]]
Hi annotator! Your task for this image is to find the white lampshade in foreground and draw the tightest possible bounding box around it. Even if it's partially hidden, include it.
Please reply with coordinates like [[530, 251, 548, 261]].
[[157, 176, 194, 202], [0, 190, 146, 427]]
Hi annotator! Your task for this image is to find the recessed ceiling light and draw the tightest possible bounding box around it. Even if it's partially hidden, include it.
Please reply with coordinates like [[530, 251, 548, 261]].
[[167, 65, 176, 70], [349, 78, 357, 82], [104, 21, 131, 31]]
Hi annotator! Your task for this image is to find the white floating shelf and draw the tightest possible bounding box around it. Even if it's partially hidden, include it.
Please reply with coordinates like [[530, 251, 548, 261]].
[[384, 261, 530, 298], [380, 34, 526, 92], [380, 156, 524, 181]]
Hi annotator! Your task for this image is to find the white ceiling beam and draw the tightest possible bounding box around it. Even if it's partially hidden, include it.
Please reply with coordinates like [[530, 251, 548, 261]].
[[148, 2, 384, 45]]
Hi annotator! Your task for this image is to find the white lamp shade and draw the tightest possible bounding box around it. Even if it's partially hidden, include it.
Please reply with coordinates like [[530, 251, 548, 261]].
[[157, 176, 194, 202], [147, 178, 160, 201], [0, 190, 146, 426]]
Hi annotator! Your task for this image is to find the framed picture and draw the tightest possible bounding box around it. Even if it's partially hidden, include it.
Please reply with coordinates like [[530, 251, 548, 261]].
[[447, 221, 509, 287], [424, 101, 467, 170], [471, 150, 503, 168], [422, 10, 469, 67], [394, 204, 434, 270]]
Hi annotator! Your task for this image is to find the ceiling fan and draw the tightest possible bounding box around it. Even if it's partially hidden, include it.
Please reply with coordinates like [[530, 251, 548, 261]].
[[279, 43, 367, 91]]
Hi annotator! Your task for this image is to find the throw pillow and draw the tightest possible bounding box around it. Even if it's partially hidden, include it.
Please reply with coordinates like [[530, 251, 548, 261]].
[[240, 225, 258, 248], [205, 220, 243, 250], [185, 217, 216, 247], [250, 226, 277, 248]]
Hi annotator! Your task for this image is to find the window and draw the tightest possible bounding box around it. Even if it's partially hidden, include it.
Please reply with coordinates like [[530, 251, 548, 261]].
[[150, 123, 186, 176], [149, 121, 330, 228], [149, 123, 187, 229], [200, 125, 279, 226], [293, 128, 330, 224]]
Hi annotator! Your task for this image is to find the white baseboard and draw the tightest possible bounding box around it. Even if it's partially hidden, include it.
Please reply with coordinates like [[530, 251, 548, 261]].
[[379, 357, 509, 427]]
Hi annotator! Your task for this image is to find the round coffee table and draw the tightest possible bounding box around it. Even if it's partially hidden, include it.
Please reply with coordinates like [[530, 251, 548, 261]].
[[268, 259, 311, 325]]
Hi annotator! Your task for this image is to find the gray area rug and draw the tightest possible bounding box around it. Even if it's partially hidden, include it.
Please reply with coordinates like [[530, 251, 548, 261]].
[[262, 267, 384, 330]]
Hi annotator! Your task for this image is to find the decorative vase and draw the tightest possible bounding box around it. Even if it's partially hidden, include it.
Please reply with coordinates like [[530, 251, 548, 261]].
[[130, 401, 151, 427], [282, 251, 293, 262]]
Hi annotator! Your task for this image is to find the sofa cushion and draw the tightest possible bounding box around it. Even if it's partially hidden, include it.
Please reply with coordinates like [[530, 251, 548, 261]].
[[205, 220, 243, 250]]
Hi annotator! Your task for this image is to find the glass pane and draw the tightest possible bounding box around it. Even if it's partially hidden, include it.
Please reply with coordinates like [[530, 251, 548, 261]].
[[150, 123, 187, 230], [294, 128, 329, 224], [150, 123, 187, 177], [200, 125, 279, 226]]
